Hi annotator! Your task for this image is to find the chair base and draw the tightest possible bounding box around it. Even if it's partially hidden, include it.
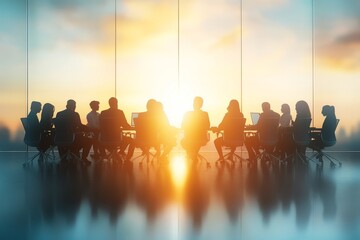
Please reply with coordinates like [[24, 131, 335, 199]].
[[308, 151, 342, 167], [132, 151, 157, 169], [216, 152, 247, 167], [197, 153, 211, 168], [23, 146, 57, 167]]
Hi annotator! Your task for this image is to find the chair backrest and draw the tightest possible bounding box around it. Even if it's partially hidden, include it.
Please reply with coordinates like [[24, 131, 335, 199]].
[[99, 116, 123, 145], [21, 117, 41, 147], [259, 117, 279, 147], [321, 118, 339, 147], [293, 118, 312, 147], [134, 112, 159, 148], [53, 118, 75, 147], [223, 117, 246, 147]]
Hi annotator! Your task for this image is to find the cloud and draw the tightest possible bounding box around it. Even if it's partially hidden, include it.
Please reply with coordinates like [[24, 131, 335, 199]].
[[317, 29, 360, 71]]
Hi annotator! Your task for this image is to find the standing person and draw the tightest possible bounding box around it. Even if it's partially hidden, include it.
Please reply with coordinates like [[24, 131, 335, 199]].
[[181, 96, 210, 165], [55, 99, 92, 165], [86, 100, 105, 160], [99, 97, 134, 163], [212, 99, 244, 161]]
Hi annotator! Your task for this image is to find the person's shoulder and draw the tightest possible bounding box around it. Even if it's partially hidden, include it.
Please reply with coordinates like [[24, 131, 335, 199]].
[[56, 109, 66, 116], [100, 108, 110, 115]]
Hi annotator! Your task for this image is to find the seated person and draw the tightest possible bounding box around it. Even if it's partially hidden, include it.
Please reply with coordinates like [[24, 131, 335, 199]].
[[245, 102, 280, 162], [129, 99, 161, 159], [86, 100, 105, 160], [55, 99, 92, 164], [276, 103, 294, 159], [99, 97, 134, 162], [212, 99, 244, 161], [292, 100, 312, 157], [181, 96, 210, 164], [38, 103, 55, 153], [24, 101, 42, 147], [310, 105, 337, 152], [154, 101, 177, 160]]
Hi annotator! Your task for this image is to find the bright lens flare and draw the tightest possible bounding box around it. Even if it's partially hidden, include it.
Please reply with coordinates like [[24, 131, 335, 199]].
[[170, 155, 188, 190]]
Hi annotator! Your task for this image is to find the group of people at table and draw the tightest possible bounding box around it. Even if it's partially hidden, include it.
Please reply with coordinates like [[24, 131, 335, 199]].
[[24, 96, 337, 166]]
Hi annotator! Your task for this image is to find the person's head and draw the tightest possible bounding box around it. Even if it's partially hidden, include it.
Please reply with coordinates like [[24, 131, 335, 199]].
[[322, 105, 335, 117], [30, 101, 42, 113], [227, 99, 241, 114], [41, 103, 55, 119], [193, 96, 203, 111], [295, 100, 311, 117], [108, 97, 118, 109], [261, 102, 271, 113], [281, 103, 291, 115], [146, 99, 157, 112], [66, 99, 76, 112], [155, 101, 164, 113], [90, 100, 100, 111]]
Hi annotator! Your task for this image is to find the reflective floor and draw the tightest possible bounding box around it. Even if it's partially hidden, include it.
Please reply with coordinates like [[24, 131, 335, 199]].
[[0, 151, 360, 240]]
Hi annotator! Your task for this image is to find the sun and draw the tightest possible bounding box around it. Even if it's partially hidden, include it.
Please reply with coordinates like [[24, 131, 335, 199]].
[[161, 92, 194, 128]]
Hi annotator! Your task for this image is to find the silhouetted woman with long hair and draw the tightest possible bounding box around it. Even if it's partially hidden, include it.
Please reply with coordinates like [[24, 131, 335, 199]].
[[39, 103, 55, 152], [213, 99, 244, 161]]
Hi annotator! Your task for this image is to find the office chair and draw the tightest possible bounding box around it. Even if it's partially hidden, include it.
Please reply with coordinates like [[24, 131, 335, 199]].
[[98, 117, 123, 163], [132, 113, 160, 168], [21, 117, 55, 167], [53, 118, 82, 165], [283, 118, 313, 165], [215, 118, 246, 166], [309, 119, 341, 167], [257, 117, 280, 165], [196, 132, 211, 168]]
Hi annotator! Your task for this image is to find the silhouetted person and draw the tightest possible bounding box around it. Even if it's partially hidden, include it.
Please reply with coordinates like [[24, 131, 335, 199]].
[[277, 103, 293, 159], [279, 104, 292, 127], [181, 96, 210, 164], [38, 103, 55, 154], [155, 101, 176, 161], [212, 99, 244, 161], [129, 99, 160, 160], [99, 97, 134, 162], [86, 100, 105, 160], [55, 99, 92, 164], [293, 100, 312, 159], [25, 101, 42, 146], [310, 105, 337, 162], [245, 102, 280, 162]]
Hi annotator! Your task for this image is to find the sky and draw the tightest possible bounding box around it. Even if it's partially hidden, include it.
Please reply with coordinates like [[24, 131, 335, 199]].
[[0, 0, 359, 144]]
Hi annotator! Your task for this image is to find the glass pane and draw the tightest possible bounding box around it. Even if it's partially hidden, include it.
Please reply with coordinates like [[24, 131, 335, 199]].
[[28, 0, 116, 126], [242, 0, 313, 124], [179, 0, 242, 128], [314, 0, 360, 151], [0, 0, 26, 151], [116, 1, 179, 126]]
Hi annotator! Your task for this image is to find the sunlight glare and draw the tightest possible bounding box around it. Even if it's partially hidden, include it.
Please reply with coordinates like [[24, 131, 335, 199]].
[[162, 92, 193, 128], [170, 155, 188, 190]]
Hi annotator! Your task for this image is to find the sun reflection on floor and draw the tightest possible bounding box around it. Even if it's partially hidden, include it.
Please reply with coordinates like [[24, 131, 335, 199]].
[[169, 154, 188, 192]]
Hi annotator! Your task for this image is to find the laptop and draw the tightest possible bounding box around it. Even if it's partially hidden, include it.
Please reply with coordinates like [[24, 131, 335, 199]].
[[250, 112, 261, 125], [131, 112, 139, 127]]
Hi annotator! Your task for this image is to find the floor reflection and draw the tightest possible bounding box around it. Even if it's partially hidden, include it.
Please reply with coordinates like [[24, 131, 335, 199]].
[[0, 152, 360, 239]]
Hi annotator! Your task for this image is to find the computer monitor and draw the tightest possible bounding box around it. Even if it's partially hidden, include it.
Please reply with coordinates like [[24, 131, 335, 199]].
[[250, 112, 260, 125], [131, 112, 139, 127]]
